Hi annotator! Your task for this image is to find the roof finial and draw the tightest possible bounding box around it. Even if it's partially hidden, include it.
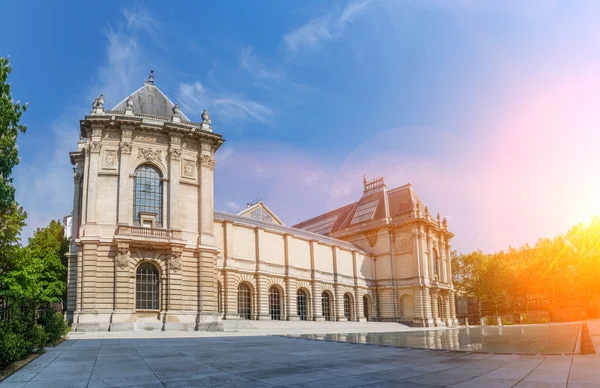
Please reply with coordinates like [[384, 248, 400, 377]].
[[363, 174, 367, 185], [202, 109, 211, 124], [148, 69, 155, 85], [126, 95, 133, 109], [97, 94, 104, 109], [173, 103, 180, 116]]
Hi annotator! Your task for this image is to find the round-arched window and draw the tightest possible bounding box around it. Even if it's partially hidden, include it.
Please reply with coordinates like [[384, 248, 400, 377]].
[[133, 165, 163, 226], [136, 263, 159, 310]]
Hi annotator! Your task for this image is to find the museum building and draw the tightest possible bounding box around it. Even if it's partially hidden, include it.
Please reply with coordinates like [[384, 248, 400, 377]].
[[67, 71, 458, 331]]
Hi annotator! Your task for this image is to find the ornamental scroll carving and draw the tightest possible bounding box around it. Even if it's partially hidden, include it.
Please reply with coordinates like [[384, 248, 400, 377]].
[[199, 154, 215, 171], [394, 236, 412, 253], [170, 251, 182, 272], [89, 141, 102, 153], [138, 148, 162, 163], [119, 142, 132, 154], [169, 148, 182, 161], [116, 244, 129, 270]]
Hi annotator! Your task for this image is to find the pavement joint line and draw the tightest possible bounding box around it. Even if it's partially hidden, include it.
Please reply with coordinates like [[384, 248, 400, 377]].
[[18, 337, 77, 383], [566, 353, 575, 387], [131, 337, 167, 388], [85, 338, 102, 388]]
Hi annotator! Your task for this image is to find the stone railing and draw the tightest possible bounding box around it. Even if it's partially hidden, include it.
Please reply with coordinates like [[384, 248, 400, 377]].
[[116, 225, 182, 240]]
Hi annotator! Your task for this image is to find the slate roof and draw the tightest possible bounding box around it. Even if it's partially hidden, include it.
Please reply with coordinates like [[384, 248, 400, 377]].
[[293, 180, 436, 237], [112, 83, 191, 122]]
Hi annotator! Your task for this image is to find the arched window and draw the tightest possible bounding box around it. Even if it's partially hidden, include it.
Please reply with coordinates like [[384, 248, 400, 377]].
[[363, 295, 371, 320], [322, 291, 332, 321], [268, 286, 282, 320], [133, 165, 163, 227], [297, 289, 308, 321], [136, 263, 159, 310], [344, 293, 353, 321], [238, 283, 251, 320], [432, 249, 439, 279], [217, 282, 222, 314]]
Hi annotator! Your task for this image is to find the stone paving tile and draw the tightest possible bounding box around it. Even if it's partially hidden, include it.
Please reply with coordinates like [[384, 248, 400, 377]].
[[514, 381, 567, 388], [285, 372, 394, 388], [22, 380, 89, 388], [449, 376, 521, 387], [87, 374, 164, 388], [568, 356, 600, 385]]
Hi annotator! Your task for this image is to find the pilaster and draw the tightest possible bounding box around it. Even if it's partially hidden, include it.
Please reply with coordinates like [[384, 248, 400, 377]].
[[168, 133, 182, 229], [117, 126, 133, 224], [332, 247, 346, 321], [197, 144, 216, 247], [85, 125, 103, 229]]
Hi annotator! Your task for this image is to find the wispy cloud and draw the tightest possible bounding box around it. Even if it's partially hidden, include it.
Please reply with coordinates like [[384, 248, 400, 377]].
[[177, 82, 273, 124], [15, 5, 151, 239], [283, 0, 372, 56]]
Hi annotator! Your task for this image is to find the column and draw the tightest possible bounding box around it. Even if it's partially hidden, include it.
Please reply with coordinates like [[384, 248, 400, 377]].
[[438, 237, 448, 283], [445, 237, 453, 286], [168, 133, 182, 230], [255, 228, 270, 320], [198, 145, 216, 246], [117, 126, 133, 225], [223, 270, 239, 319], [388, 230, 398, 319], [430, 290, 440, 326], [284, 234, 298, 320], [85, 125, 103, 234], [353, 251, 365, 322], [443, 294, 452, 326], [449, 291, 458, 326], [333, 247, 346, 321]]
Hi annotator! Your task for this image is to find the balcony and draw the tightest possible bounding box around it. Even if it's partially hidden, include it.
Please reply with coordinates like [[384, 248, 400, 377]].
[[115, 225, 183, 245]]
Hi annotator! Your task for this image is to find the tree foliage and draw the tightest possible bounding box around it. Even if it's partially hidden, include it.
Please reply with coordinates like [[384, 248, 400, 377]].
[[452, 217, 600, 318], [0, 57, 28, 213]]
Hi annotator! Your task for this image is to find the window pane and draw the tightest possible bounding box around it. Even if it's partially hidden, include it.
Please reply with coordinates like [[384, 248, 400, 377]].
[[133, 165, 163, 225]]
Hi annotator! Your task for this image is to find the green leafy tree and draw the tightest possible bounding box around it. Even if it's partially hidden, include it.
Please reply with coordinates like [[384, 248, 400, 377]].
[[0, 57, 28, 214]]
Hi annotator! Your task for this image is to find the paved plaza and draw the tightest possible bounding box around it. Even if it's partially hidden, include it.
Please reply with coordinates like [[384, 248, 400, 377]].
[[2, 321, 600, 387]]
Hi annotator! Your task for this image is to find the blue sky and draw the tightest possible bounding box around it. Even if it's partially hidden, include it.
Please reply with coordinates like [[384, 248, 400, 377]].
[[3, 0, 600, 253]]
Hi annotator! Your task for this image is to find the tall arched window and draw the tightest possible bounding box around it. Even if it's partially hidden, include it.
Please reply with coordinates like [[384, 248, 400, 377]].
[[432, 249, 439, 279], [344, 293, 353, 321], [363, 295, 371, 321], [136, 263, 159, 310], [133, 165, 163, 227], [268, 286, 281, 320], [297, 289, 308, 321], [322, 291, 332, 321], [238, 283, 251, 320]]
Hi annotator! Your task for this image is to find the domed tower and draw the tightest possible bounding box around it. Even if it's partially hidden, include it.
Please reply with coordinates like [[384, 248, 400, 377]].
[[67, 70, 224, 331]]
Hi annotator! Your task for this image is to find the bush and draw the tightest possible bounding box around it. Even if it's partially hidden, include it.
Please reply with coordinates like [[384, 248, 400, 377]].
[[539, 317, 549, 324], [40, 310, 68, 345], [0, 328, 27, 369], [24, 325, 48, 354]]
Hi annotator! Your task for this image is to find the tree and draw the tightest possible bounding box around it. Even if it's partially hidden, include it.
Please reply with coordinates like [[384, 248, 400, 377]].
[[2, 221, 68, 302], [0, 57, 28, 214]]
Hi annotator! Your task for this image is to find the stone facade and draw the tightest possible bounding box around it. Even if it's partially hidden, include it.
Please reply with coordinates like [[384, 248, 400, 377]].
[[67, 72, 457, 331]]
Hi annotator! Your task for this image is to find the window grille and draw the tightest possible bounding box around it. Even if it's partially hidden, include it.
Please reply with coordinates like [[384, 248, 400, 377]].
[[136, 263, 159, 310], [344, 294, 352, 320], [238, 284, 251, 319], [322, 292, 331, 321], [133, 165, 163, 225], [269, 287, 281, 320], [297, 290, 307, 321]]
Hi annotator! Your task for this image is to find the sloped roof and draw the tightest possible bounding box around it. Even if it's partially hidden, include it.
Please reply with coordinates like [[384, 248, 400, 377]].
[[112, 83, 191, 121], [293, 178, 440, 236], [214, 211, 361, 251], [237, 202, 284, 225]]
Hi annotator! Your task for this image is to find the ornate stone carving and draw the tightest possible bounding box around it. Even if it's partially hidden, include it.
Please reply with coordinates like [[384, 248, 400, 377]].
[[89, 141, 102, 153], [170, 251, 182, 272], [138, 148, 162, 162], [366, 231, 378, 248], [169, 148, 182, 161], [199, 154, 215, 171], [73, 171, 83, 185], [394, 236, 411, 253], [103, 150, 117, 169], [119, 141, 132, 154], [136, 136, 157, 143], [182, 159, 195, 178], [116, 244, 129, 270]]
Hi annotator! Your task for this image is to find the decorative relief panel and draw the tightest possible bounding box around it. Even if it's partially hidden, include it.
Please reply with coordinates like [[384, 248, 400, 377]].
[[136, 135, 157, 143], [170, 251, 182, 272], [182, 159, 195, 178], [138, 148, 162, 163], [394, 235, 412, 254], [89, 141, 102, 153], [199, 154, 215, 171], [119, 142, 132, 154], [169, 148, 182, 161], [103, 149, 118, 169], [116, 243, 129, 270]]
